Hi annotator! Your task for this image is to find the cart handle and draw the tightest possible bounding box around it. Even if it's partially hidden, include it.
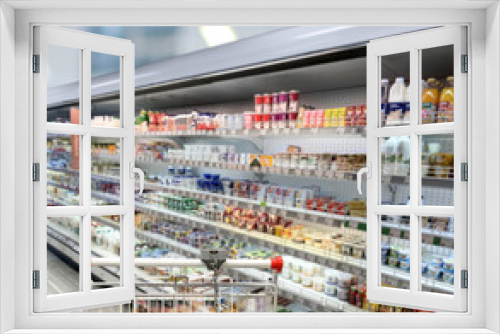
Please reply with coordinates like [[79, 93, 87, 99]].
[[92, 256, 283, 273]]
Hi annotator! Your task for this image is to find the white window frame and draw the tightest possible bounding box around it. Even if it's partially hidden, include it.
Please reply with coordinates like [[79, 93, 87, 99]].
[[365, 26, 467, 312], [4, 3, 497, 333], [33, 26, 136, 312]]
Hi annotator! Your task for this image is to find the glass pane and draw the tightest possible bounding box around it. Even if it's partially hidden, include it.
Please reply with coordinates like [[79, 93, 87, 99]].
[[47, 44, 80, 124], [421, 134, 454, 206], [380, 215, 410, 290], [91, 216, 122, 290], [421, 216, 454, 295], [91, 52, 121, 127], [91, 137, 121, 205], [47, 133, 80, 206], [381, 136, 410, 205], [47, 216, 81, 295], [421, 45, 454, 124], [380, 52, 410, 127]]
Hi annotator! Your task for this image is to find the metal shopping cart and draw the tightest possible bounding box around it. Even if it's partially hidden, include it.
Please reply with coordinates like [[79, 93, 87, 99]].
[[91, 248, 283, 313]]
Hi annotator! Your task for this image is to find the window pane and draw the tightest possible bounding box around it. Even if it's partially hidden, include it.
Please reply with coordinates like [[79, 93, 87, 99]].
[[91, 216, 122, 290], [47, 133, 80, 206], [421, 45, 454, 124], [47, 44, 80, 124], [47, 216, 81, 295], [380, 215, 410, 290], [420, 216, 454, 295], [381, 136, 410, 205], [91, 52, 121, 127], [91, 137, 121, 205], [421, 134, 454, 206], [380, 52, 410, 127]]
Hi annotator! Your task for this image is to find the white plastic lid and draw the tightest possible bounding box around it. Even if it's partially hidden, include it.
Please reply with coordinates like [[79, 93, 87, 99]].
[[396, 77, 405, 83], [381, 78, 389, 84]]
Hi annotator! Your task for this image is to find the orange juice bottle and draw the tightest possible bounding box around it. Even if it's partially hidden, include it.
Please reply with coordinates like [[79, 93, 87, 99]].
[[421, 78, 439, 123], [438, 76, 454, 123]]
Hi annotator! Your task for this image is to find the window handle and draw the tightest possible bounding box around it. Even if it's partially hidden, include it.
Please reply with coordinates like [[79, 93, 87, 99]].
[[129, 162, 145, 194], [357, 162, 371, 195]]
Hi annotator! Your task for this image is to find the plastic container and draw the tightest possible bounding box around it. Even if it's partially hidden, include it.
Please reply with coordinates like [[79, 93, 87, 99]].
[[254, 94, 263, 113], [302, 262, 315, 276], [254, 113, 263, 129], [438, 76, 454, 123], [262, 113, 271, 129], [292, 271, 302, 283], [386, 77, 406, 126], [279, 91, 288, 112], [315, 109, 325, 128], [288, 112, 298, 128], [313, 277, 325, 292], [271, 113, 280, 129], [325, 282, 337, 296], [325, 269, 338, 284], [278, 113, 287, 129], [302, 275, 313, 288], [272, 93, 280, 113], [243, 112, 253, 129], [263, 94, 272, 113], [338, 273, 352, 288], [289, 90, 300, 112], [337, 287, 349, 301]]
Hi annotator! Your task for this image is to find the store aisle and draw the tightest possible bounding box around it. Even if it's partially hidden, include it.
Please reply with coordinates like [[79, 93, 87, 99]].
[[47, 250, 79, 295]]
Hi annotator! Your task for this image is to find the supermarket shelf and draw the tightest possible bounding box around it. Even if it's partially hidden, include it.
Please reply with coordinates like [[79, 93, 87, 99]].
[[47, 220, 175, 295], [136, 156, 358, 182], [47, 169, 455, 242], [135, 127, 366, 140], [93, 215, 362, 312], [382, 175, 454, 188], [96, 192, 451, 295]]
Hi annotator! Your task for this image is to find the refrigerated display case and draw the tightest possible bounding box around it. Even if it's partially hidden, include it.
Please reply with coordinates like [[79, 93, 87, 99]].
[[43, 25, 457, 313]]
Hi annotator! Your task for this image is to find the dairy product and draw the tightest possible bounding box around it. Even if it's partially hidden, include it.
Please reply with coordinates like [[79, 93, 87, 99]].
[[386, 77, 406, 126], [403, 84, 410, 125], [381, 78, 390, 126]]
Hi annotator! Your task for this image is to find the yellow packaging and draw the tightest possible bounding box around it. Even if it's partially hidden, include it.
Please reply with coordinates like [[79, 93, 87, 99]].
[[324, 109, 332, 127], [267, 155, 274, 167], [338, 107, 346, 127], [331, 108, 339, 127]]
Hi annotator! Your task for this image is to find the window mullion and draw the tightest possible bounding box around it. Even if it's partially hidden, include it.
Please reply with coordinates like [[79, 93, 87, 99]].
[[82, 48, 92, 294], [409, 47, 420, 294]]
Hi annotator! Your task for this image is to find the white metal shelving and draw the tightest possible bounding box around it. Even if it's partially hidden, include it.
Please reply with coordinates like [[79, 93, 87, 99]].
[[86, 189, 453, 294]]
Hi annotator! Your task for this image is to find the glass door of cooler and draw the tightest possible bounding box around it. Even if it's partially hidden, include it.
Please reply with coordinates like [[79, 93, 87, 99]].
[[33, 26, 138, 312], [364, 26, 467, 312]]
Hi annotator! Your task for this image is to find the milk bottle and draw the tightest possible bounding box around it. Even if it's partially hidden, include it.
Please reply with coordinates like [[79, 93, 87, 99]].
[[403, 83, 410, 125], [386, 77, 406, 126], [381, 78, 389, 126]]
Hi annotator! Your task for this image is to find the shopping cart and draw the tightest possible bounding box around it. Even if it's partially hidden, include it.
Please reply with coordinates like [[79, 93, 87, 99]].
[[91, 249, 283, 313]]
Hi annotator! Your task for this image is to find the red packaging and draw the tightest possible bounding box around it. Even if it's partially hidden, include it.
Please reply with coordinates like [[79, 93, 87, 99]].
[[316, 198, 328, 212], [356, 105, 367, 126], [306, 198, 316, 211], [255, 94, 264, 113], [263, 94, 272, 113], [346, 106, 356, 127]]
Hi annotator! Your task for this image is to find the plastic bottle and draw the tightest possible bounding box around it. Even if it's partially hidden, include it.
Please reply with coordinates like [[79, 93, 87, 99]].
[[386, 77, 406, 126], [438, 76, 454, 123], [380, 78, 390, 126], [403, 83, 410, 125], [422, 78, 440, 124]]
